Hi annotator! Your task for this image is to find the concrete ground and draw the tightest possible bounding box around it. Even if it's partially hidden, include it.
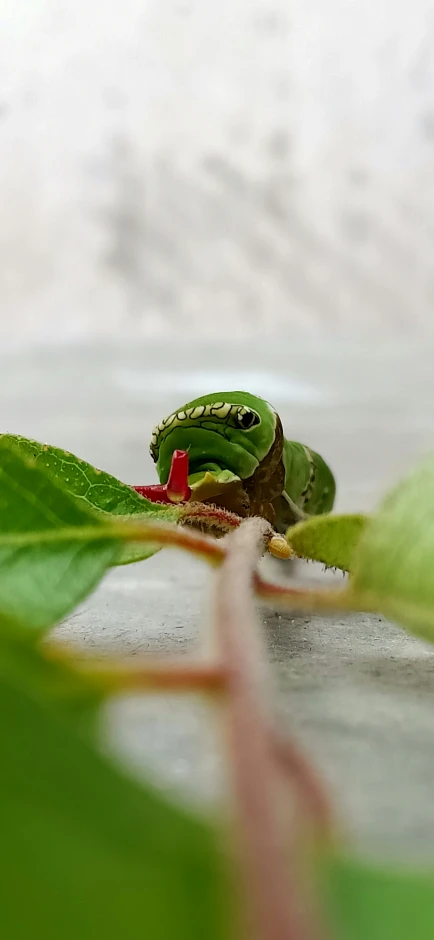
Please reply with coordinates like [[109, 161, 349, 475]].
[[2, 338, 434, 862]]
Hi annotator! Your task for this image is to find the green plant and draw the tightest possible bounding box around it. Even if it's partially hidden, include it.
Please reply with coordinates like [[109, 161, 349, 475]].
[[1, 431, 434, 939]]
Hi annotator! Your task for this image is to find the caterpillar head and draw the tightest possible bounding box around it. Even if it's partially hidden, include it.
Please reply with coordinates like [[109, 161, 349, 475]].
[[150, 391, 277, 487]]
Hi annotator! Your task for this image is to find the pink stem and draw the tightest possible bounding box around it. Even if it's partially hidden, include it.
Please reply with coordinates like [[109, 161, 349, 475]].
[[181, 502, 242, 530], [214, 519, 316, 940]]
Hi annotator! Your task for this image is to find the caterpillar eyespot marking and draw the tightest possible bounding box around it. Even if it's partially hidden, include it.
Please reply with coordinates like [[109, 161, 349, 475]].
[[236, 408, 260, 430]]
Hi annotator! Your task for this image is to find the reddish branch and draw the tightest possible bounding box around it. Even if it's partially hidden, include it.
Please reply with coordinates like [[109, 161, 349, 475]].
[[53, 654, 226, 695], [180, 501, 242, 533], [120, 519, 225, 564], [255, 573, 353, 612], [272, 736, 333, 841], [214, 518, 321, 940]]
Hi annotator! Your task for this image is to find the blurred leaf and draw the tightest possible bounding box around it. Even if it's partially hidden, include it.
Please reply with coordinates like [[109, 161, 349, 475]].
[[350, 454, 434, 640], [0, 638, 228, 940], [322, 851, 434, 940], [1, 435, 182, 564], [0, 636, 105, 737], [0, 438, 119, 633], [286, 514, 367, 572]]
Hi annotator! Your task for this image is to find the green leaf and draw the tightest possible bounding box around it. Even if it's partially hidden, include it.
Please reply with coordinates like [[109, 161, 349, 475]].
[[350, 454, 434, 640], [322, 851, 434, 940], [0, 438, 119, 633], [0, 639, 228, 940], [1, 435, 183, 565], [286, 514, 367, 572]]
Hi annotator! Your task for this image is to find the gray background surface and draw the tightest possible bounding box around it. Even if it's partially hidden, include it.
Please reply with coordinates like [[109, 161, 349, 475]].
[[1, 0, 434, 344], [2, 339, 434, 862]]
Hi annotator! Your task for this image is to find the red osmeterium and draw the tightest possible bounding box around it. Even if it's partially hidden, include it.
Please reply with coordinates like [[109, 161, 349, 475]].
[[132, 483, 173, 503], [167, 449, 191, 503], [132, 449, 191, 504]]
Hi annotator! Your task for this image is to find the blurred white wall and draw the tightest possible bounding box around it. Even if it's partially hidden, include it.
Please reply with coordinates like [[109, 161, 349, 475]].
[[1, 0, 434, 345]]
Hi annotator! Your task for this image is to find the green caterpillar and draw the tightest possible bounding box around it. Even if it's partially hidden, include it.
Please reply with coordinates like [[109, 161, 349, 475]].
[[150, 391, 336, 531]]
